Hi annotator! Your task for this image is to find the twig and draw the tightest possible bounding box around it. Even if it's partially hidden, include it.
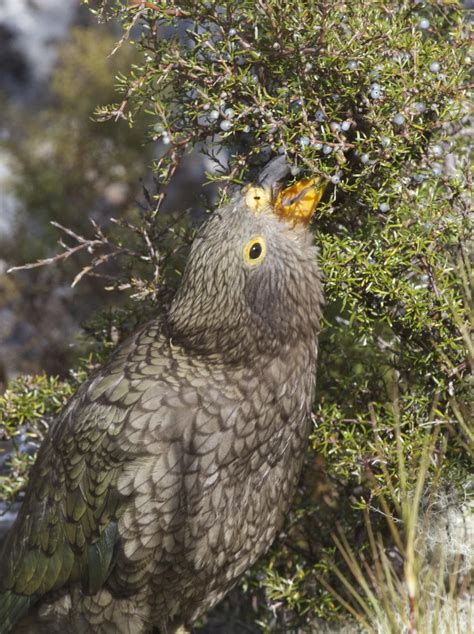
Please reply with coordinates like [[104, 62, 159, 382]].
[[127, 1, 190, 18], [8, 242, 97, 273]]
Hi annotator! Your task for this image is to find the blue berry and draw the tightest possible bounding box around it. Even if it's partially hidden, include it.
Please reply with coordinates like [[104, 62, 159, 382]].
[[381, 136, 391, 147], [419, 18, 430, 30], [322, 145, 333, 155], [229, 28, 237, 36], [379, 202, 390, 212], [224, 108, 235, 119], [315, 110, 325, 122], [220, 120, 232, 131], [393, 113, 405, 126], [341, 120, 351, 131], [429, 61, 440, 73], [209, 110, 219, 121], [414, 102, 426, 113], [360, 153, 370, 164], [300, 136, 311, 147], [347, 60, 358, 70], [331, 174, 341, 184]]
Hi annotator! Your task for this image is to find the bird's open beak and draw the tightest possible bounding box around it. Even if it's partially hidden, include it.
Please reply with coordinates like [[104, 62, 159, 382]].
[[273, 177, 327, 225], [245, 156, 327, 224]]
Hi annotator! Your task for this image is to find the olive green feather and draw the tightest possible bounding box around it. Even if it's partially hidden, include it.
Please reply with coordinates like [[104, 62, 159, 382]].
[[0, 592, 38, 634]]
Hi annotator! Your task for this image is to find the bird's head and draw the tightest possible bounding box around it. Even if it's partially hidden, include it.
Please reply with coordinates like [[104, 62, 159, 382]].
[[168, 157, 325, 361]]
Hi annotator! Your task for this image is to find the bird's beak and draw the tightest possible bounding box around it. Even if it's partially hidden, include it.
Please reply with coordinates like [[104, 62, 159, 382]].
[[245, 156, 326, 224], [273, 176, 327, 225]]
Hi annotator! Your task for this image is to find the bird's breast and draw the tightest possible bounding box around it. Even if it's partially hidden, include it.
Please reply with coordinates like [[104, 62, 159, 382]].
[[114, 331, 318, 625]]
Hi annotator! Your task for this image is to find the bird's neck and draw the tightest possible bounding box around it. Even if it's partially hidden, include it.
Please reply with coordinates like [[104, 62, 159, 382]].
[[166, 252, 324, 364], [166, 298, 321, 365]]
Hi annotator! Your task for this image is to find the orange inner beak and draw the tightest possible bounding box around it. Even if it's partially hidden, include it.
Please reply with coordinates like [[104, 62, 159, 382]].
[[274, 177, 327, 225]]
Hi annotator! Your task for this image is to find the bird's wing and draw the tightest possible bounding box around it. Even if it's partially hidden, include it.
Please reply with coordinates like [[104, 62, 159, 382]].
[[0, 323, 161, 631]]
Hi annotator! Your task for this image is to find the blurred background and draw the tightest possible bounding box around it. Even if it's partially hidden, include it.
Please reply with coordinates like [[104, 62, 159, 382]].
[[0, 0, 207, 388]]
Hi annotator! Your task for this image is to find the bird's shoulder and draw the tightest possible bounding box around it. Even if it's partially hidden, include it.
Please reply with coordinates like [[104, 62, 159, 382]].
[[67, 319, 266, 445]]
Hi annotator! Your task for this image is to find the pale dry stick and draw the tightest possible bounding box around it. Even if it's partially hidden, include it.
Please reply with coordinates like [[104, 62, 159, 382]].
[[127, 1, 190, 18], [71, 251, 121, 288], [110, 2, 146, 57], [8, 221, 136, 282]]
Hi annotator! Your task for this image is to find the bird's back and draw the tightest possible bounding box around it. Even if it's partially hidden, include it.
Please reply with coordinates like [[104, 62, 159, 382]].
[[0, 318, 317, 633]]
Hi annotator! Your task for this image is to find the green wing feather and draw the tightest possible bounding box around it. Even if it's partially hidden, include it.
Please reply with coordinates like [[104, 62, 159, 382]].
[[0, 327, 158, 631], [0, 356, 134, 631], [0, 523, 117, 634], [0, 591, 38, 634]]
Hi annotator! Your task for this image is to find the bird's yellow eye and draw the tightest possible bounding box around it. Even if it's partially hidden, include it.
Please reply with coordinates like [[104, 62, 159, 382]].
[[243, 236, 266, 266]]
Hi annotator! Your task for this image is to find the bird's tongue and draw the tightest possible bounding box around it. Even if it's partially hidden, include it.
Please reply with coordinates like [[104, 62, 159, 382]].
[[274, 177, 326, 225]]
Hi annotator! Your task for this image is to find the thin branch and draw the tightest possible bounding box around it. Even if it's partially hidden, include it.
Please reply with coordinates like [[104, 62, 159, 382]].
[[127, 1, 190, 18]]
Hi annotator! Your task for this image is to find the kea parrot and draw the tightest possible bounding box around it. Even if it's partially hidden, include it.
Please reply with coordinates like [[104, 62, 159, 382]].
[[0, 156, 326, 633]]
